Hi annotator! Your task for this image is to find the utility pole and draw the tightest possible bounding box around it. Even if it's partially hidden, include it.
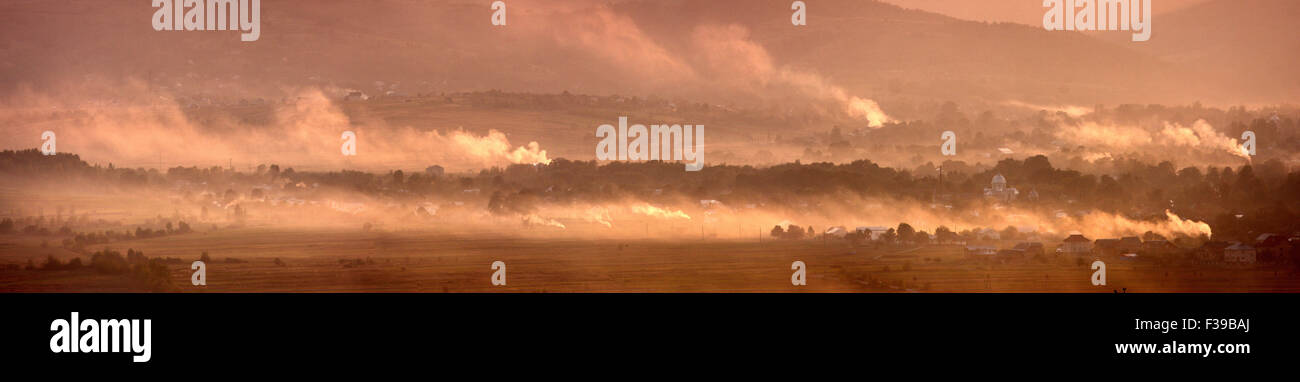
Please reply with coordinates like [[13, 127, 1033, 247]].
[[933, 164, 942, 204]]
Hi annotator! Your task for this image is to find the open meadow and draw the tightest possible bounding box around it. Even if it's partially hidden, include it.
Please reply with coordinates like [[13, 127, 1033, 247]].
[[3, 226, 1296, 293]]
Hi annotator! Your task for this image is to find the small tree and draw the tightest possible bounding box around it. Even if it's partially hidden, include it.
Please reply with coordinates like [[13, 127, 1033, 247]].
[[770, 225, 785, 238]]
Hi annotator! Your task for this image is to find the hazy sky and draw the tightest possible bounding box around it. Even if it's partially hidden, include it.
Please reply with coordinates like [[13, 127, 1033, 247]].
[[877, 0, 1212, 25]]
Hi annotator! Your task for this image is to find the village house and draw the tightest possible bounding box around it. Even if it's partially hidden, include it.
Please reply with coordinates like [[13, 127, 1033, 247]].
[[856, 226, 889, 241], [1254, 233, 1290, 263], [1141, 240, 1178, 256], [1117, 236, 1143, 254], [343, 90, 369, 101], [976, 227, 1001, 240], [1224, 243, 1257, 264], [424, 165, 445, 177], [824, 226, 849, 238], [1092, 236, 1145, 256], [1196, 241, 1231, 263], [1060, 234, 1092, 255], [1008, 242, 1045, 257], [966, 245, 997, 256], [1093, 238, 1121, 256]]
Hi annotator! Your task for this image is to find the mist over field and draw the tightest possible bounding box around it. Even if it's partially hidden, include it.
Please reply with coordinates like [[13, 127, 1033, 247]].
[[1, 0, 1298, 292]]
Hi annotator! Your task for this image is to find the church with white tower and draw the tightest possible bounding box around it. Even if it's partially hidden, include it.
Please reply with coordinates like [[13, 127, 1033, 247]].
[[983, 174, 1019, 202]]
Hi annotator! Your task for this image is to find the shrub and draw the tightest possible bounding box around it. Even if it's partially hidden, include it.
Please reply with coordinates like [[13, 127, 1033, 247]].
[[88, 248, 176, 291], [126, 249, 145, 263], [91, 249, 129, 274], [140, 258, 174, 292]]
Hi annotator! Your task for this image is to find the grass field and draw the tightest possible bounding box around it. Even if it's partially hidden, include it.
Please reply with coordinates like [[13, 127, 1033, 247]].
[[2, 227, 1295, 293]]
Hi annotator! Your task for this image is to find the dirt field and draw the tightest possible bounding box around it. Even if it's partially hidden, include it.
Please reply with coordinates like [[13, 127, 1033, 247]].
[[2, 227, 1296, 293]]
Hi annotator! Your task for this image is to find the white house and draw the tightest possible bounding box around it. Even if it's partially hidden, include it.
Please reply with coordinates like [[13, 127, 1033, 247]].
[[966, 246, 997, 256], [824, 226, 849, 238], [856, 226, 889, 240]]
